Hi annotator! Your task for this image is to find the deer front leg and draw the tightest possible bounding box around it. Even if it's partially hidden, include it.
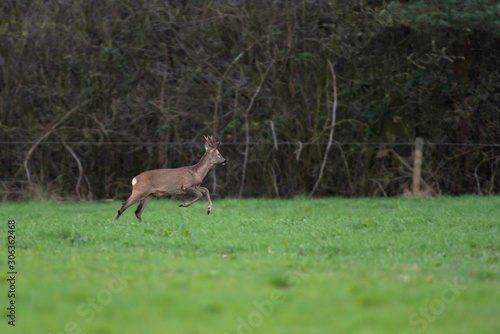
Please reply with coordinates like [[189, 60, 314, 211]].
[[179, 186, 203, 209], [198, 187, 212, 215]]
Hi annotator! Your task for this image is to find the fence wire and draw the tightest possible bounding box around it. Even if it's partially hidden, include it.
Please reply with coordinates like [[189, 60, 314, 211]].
[[1, 141, 500, 147]]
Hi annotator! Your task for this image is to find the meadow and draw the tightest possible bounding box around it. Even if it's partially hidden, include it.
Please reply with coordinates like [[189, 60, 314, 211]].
[[1, 196, 499, 334]]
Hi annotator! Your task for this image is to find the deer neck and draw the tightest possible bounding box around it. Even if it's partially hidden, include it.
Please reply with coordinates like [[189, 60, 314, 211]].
[[191, 151, 213, 179]]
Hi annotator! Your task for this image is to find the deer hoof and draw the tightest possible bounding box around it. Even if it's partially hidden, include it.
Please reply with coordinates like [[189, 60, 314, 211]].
[[207, 208, 211, 215], [179, 203, 185, 207]]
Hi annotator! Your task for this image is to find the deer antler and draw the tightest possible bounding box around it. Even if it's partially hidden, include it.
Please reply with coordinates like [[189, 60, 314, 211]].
[[204, 135, 215, 146]]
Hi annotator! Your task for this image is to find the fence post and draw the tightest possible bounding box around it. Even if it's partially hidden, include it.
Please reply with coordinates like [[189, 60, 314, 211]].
[[412, 137, 424, 196]]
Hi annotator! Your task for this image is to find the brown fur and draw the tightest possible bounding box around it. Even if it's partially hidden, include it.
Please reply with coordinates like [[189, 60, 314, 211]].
[[114, 136, 227, 221]]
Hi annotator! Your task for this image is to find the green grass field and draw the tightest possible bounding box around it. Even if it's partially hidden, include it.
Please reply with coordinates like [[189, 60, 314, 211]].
[[1, 196, 499, 334]]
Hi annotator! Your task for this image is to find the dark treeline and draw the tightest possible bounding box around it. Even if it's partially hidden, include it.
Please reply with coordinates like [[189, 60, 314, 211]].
[[1, 0, 500, 200]]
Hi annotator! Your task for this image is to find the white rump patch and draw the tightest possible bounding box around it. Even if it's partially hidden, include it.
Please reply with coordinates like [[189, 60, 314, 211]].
[[132, 177, 137, 186]]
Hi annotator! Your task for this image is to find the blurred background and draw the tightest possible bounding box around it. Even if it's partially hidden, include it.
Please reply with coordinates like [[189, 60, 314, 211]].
[[1, 0, 499, 200]]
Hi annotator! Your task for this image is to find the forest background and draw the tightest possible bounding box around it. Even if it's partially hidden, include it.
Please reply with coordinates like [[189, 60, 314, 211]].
[[1, 0, 500, 200]]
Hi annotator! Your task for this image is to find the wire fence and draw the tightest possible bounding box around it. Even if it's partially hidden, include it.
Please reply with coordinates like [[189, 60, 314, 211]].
[[2, 141, 500, 146], [1, 139, 500, 200]]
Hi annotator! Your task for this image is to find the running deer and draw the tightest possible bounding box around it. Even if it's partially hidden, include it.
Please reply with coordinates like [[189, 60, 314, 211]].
[[114, 136, 227, 221]]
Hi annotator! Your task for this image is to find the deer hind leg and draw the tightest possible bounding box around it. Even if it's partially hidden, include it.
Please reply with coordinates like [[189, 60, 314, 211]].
[[198, 187, 212, 215], [135, 194, 154, 221], [115, 189, 148, 221], [178, 186, 203, 209]]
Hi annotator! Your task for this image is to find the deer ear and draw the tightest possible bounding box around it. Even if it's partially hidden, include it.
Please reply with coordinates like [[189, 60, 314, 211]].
[[215, 142, 221, 149]]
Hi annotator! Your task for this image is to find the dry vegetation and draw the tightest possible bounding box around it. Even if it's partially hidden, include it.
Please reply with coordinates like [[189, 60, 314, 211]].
[[1, 0, 500, 200]]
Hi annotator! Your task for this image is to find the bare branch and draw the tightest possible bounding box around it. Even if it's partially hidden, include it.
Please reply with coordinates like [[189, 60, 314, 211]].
[[309, 61, 337, 197], [239, 59, 275, 198], [13, 101, 89, 187], [62, 140, 84, 201], [213, 38, 265, 136]]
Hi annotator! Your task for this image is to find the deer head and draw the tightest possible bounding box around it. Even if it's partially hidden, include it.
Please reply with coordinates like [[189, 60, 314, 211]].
[[204, 135, 227, 165]]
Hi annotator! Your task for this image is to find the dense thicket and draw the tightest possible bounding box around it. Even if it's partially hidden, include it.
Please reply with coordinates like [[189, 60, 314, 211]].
[[1, 0, 500, 200]]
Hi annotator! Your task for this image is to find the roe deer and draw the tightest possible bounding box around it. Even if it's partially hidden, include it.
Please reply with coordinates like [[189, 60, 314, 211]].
[[114, 136, 227, 221]]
